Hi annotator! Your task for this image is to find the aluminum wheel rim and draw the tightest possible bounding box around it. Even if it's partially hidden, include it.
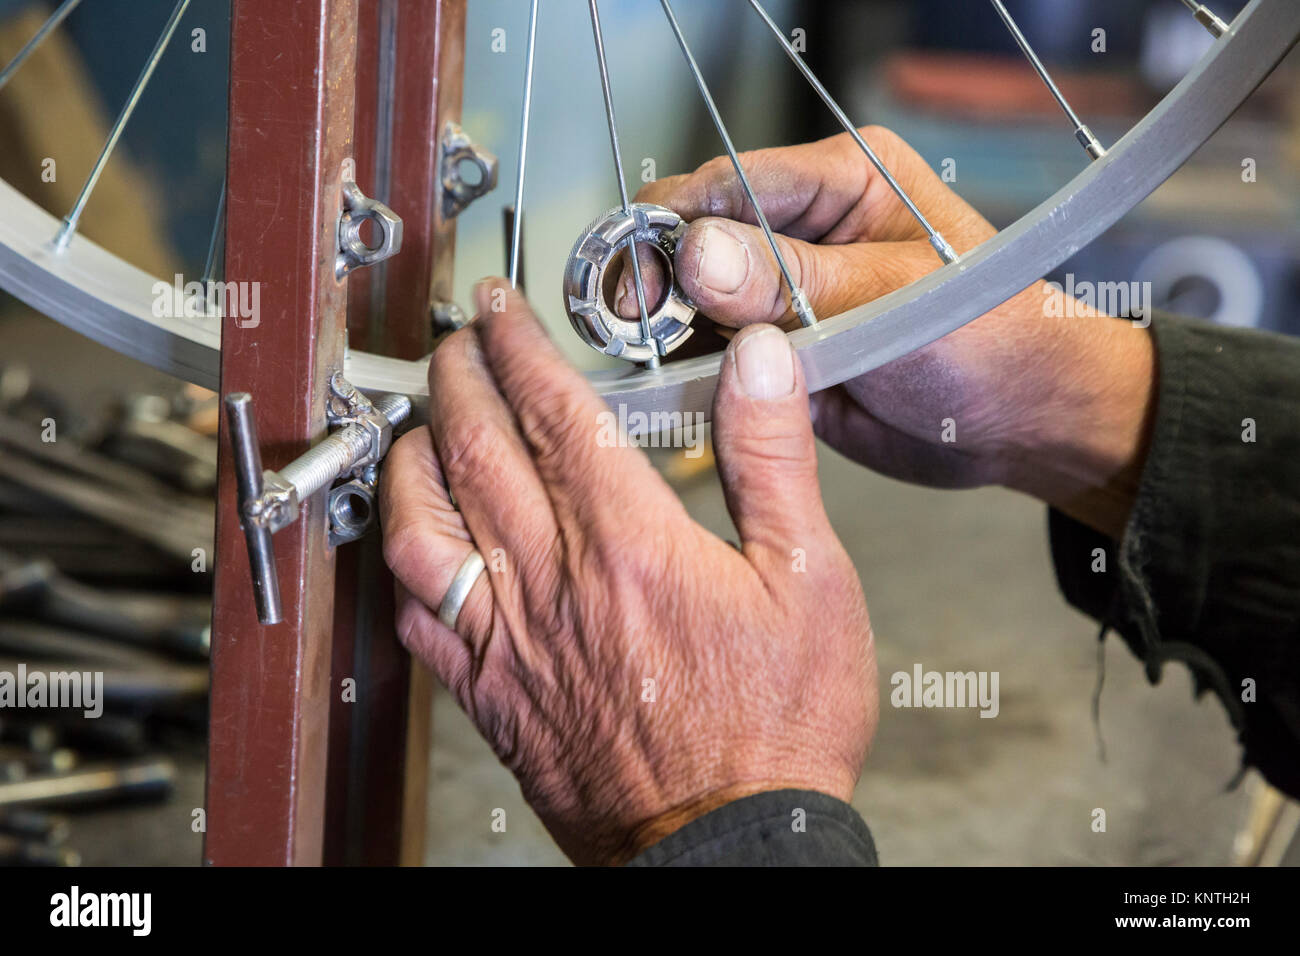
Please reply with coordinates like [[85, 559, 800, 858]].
[[0, 0, 1295, 422]]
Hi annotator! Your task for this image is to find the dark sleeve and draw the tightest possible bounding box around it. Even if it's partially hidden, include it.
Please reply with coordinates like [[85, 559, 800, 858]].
[[626, 789, 877, 866], [1049, 312, 1300, 798]]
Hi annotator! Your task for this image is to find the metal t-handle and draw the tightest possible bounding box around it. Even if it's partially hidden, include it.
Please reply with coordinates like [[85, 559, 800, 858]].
[[223, 393, 283, 625]]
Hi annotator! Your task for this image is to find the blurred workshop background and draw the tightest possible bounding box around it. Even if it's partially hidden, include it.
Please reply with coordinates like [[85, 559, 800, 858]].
[[0, 0, 1296, 865]]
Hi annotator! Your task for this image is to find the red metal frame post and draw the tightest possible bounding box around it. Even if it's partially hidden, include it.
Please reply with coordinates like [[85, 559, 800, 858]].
[[325, 0, 467, 867], [206, 0, 359, 866]]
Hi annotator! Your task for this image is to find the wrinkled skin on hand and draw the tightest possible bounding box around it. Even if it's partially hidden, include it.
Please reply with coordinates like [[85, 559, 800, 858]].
[[381, 282, 876, 865], [622, 126, 1153, 515]]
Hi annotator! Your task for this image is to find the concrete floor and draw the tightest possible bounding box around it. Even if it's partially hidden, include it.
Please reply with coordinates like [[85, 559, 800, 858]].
[[422, 442, 1252, 866]]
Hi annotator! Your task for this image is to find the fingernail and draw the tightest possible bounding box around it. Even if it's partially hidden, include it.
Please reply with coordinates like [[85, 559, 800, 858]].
[[697, 225, 750, 294], [734, 325, 795, 400]]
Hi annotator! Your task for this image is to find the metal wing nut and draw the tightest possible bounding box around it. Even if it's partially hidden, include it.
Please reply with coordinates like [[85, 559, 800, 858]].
[[336, 181, 403, 278]]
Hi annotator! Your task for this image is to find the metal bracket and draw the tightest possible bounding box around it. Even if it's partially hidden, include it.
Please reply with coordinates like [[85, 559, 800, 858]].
[[248, 471, 300, 535], [324, 372, 394, 476], [223, 374, 412, 624], [440, 122, 498, 219], [327, 370, 376, 425], [336, 181, 404, 279]]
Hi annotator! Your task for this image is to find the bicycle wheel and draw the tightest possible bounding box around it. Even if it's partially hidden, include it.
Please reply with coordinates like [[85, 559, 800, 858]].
[[0, 0, 1295, 425]]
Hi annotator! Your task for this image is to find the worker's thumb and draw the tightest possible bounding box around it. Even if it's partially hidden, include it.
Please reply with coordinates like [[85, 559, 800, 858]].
[[650, 217, 931, 328], [712, 324, 832, 568]]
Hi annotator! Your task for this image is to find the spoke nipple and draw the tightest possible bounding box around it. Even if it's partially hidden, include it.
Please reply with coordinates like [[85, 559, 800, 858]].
[[52, 219, 74, 253], [791, 288, 818, 328], [1190, 4, 1228, 38], [930, 235, 959, 265], [1076, 126, 1107, 161]]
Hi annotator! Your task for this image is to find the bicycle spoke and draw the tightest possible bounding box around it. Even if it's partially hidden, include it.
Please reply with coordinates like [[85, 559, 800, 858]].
[[0, 0, 83, 93], [1179, 0, 1229, 38], [53, 0, 190, 252], [588, 0, 659, 369], [508, 0, 539, 290], [659, 0, 817, 328], [990, 0, 1106, 161], [746, 0, 958, 265], [201, 180, 227, 291]]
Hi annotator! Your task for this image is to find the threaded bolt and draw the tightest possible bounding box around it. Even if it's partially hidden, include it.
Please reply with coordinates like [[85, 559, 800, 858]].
[[280, 424, 371, 499], [278, 392, 410, 500], [372, 393, 412, 428]]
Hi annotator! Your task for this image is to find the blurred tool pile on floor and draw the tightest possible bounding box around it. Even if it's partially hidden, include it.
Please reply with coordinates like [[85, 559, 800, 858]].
[[0, 365, 214, 866]]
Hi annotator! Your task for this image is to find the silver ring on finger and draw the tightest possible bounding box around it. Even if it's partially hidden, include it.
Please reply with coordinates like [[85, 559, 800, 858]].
[[438, 549, 487, 632]]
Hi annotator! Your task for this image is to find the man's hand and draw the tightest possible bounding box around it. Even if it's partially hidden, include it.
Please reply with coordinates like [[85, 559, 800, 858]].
[[380, 281, 876, 866], [626, 127, 1157, 537]]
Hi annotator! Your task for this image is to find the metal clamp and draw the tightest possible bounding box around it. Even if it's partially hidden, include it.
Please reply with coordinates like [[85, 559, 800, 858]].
[[440, 122, 498, 219], [223, 373, 411, 625], [336, 181, 403, 278]]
